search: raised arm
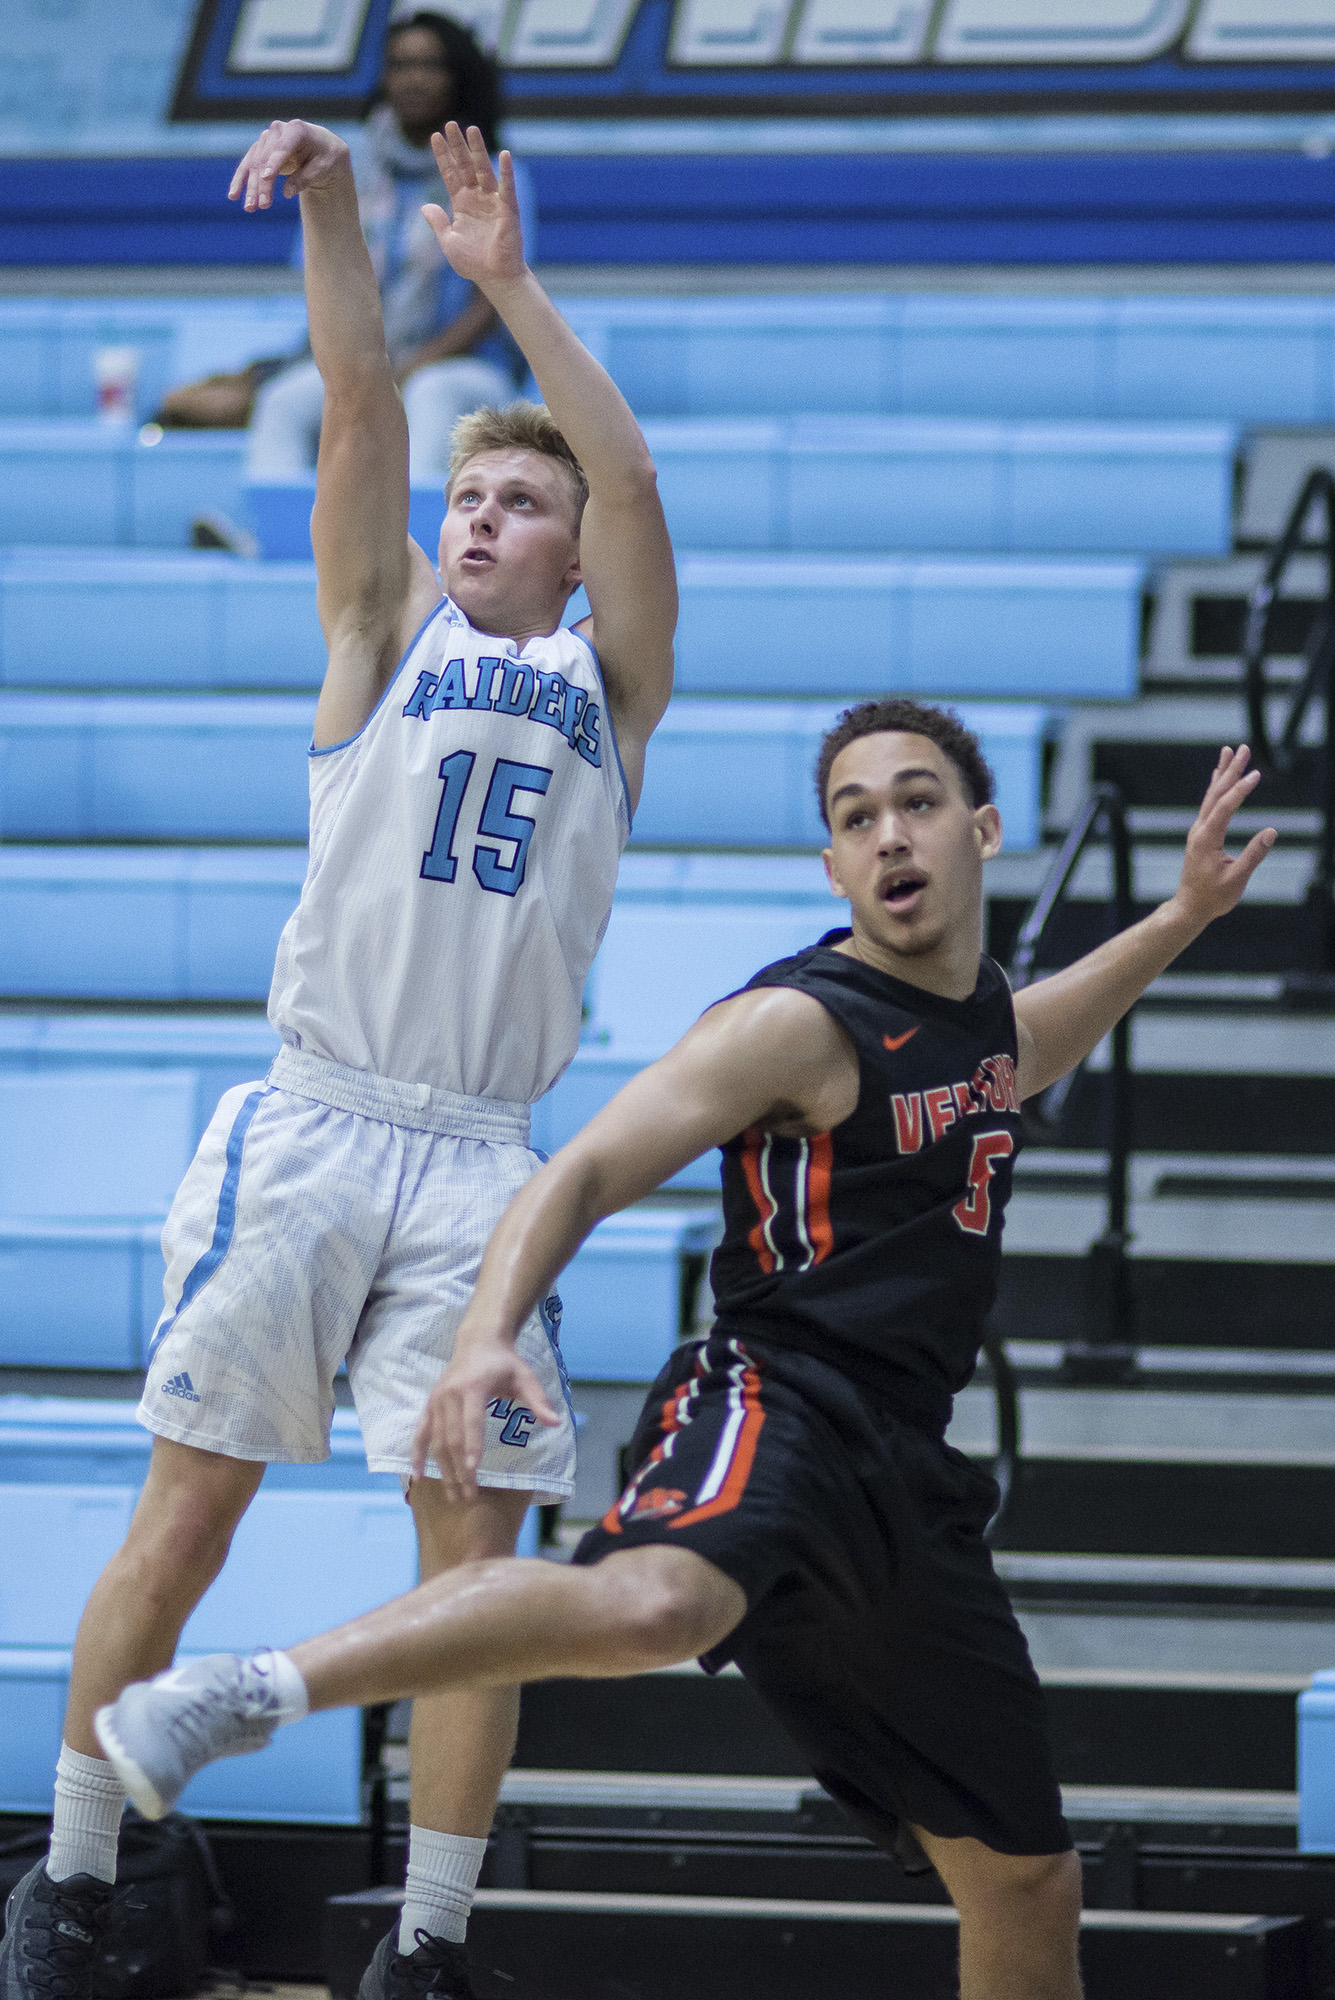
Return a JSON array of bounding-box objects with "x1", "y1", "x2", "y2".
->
[
  {"x1": 423, "y1": 125, "x2": 676, "y2": 803},
  {"x1": 231, "y1": 122, "x2": 440, "y2": 747},
  {"x1": 413, "y1": 986, "x2": 856, "y2": 1496},
  {"x1": 1012, "y1": 746, "x2": 1276, "y2": 1099}
]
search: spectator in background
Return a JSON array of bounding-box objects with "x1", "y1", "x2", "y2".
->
[
  {"x1": 162, "y1": 11, "x2": 533, "y2": 483},
  {"x1": 249, "y1": 10, "x2": 532, "y2": 481}
]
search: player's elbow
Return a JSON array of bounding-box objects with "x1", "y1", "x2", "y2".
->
[{"x1": 593, "y1": 447, "x2": 660, "y2": 511}]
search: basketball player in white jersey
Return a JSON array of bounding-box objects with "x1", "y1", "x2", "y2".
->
[{"x1": 0, "y1": 121, "x2": 674, "y2": 2000}]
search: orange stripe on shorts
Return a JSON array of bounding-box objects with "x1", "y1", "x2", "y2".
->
[
  {"x1": 670, "y1": 1359, "x2": 765, "y2": 1529},
  {"x1": 600, "y1": 1373, "x2": 697, "y2": 1534}
]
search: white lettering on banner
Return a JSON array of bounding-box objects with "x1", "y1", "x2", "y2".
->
[
  {"x1": 671, "y1": 0, "x2": 797, "y2": 65},
  {"x1": 513, "y1": 0, "x2": 1335, "y2": 67},
  {"x1": 932, "y1": 0, "x2": 1192, "y2": 64},
  {"x1": 791, "y1": 0, "x2": 934, "y2": 65},
  {"x1": 1186, "y1": 0, "x2": 1335, "y2": 61},
  {"x1": 504, "y1": 0, "x2": 640, "y2": 66},
  {"x1": 392, "y1": 0, "x2": 506, "y2": 52},
  {"x1": 229, "y1": 0, "x2": 371, "y2": 73}
]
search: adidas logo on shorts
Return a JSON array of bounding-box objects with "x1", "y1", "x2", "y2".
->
[{"x1": 162, "y1": 1371, "x2": 201, "y2": 1404}]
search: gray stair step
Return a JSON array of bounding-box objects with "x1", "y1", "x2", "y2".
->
[
  {"x1": 953, "y1": 1381, "x2": 1335, "y2": 1463},
  {"x1": 1144, "y1": 554, "x2": 1329, "y2": 686},
  {"x1": 512, "y1": 1661, "x2": 1301, "y2": 1792},
  {"x1": 1002, "y1": 1188, "x2": 1335, "y2": 1265},
  {"x1": 325, "y1": 1884, "x2": 1306, "y2": 2000},
  {"x1": 997, "y1": 1552, "x2": 1335, "y2": 1602},
  {"x1": 1236, "y1": 430, "x2": 1335, "y2": 548}
]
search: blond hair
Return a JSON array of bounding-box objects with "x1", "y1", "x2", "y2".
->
[{"x1": 446, "y1": 402, "x2": 588, "y2": 526}]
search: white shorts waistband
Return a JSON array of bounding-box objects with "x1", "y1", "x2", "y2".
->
[{"x1": 268, "y1": 1046, "x2": 531, "y2": 1146}]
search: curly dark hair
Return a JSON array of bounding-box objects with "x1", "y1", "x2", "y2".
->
[
  {"x1": 384, "y1": 11, "x2": 501, "y2": 154},
  {"x1": 815, "y1": 698, "x2": 995, "y2": 830}
]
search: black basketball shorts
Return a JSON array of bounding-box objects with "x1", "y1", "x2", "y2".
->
[{"x1": 572, "y1": 1330, "x2": 1069, "y2": 1861}]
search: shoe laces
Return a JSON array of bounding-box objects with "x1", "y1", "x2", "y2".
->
[
  {"x1": 391, "y1": 1931, "x2": 474, "y2": 2000},
  {"x1": 17, "y1": 1882, "x2": 108, "y2": 1999},
  {"x1": 163, "y1": 1660, "x2": 269, "y2": 1753}
]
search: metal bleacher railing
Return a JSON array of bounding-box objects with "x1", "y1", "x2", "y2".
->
[
  {"x1": 1009, "y1": 781, "x2": 1137, "y2": 1389},
  {"x1": 1243, "y1": 467, "x2": 1335, "y2": 1005}
]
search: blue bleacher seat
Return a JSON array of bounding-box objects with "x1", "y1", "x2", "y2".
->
[
  {"x1": 0, "y1": 308, "x2": 176, "y2": 422},
  {"x1": 0, "y1": 1018, "x2": 683, "y2": 1196},
  {"x1": 672, "y1": 554, "x2": 1142, "y2": 700},
  {"x1": 635, "y1": 699, "x2": 1051, "y2": 851},
  {"x1": 0, "y1": 694, "x2": 1050, "y2": 850},
  {"x1": 560, "y1": 293, "x2": 1335, "y2": 425},
  {"x1": 0, "y1": 1397, "x2": 394, "y2": 1490},
  {"x1": 0, "y1": 1049, "x2": 720, "y2": 1369},
  {"x1": 0, "y1": 848, "x2": 306, "y2": 999},
  {"x1": 783, "y1": 417, "x2": 1233, "y2": 557},
  {"x1": 0, "y1": 546, "x2": 1135, "y2": 700},
  {"x1": 0, "y1": 551, "x2": 326, "y2": 690},
  {"x1": 0, "y1": 423, "x2": 246, "y2": 549},
  {"x1": 4, "y1": 291, "x2": 1335, "y2": 434},
  {"x1": 245, "y1": 416, "x2": 1233, "y2": 563},
  {"x1": 652, "y1": 416, "x2": 1233, "y2": 557},
  {"x1": 582, "y1": 853, "x2": 834, "y2": 1065},
  {"x1": 0, "y1": 1069, "x2": 196, "y2": 1366},
  {"x1": 0, "y1": 1070, "x2": 196, "y2": 1219},
  {"x1": 0, "y1": 1014, "x2": 281, "y2": 1141},
  {"x1": 247, "y1": 481, "x2": 452, "y2": 564},
  {"x1": 553, "y1": 1208, "x2": 721, "y2": 1380},
  {"x1": 0, "y1": 694, "x2": 313, "y2": 839},
  {"x1": 0, "y1": 1645, "x2": 364, "y2": 1822},
  {"x1": 0, "y1": 299, "x2": 308, "y2": 423},
  {"x1": 0, "y1": 1398, "x2": 411, "y2": 1819},
  {"x1": 0, "y1": 1222, "x2": 163, "y2": 1368}
]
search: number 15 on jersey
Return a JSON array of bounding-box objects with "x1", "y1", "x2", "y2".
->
[{"x1": 421, "y1": 753, "x2": 553, "y2": 898}]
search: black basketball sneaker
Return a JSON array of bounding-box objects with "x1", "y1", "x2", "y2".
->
[
  {"x1": 0, "y1": 1862, "x2": 113, "y2": 2000},
  {"x1": 358, "y1": 1923, "x2": 478, "y2": 2000}
]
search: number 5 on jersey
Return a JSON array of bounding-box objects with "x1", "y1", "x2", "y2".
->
[
  {"x1": 953, "y1": 1131, "x2": 1015, "y2": 1236},
  {"x1": 421, "y1": 752, "x2": 553, "y2": 897}
]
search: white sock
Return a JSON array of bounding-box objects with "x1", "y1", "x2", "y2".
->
[
  {"x1": 398, "y1": 1827, "x2": 488, "y2": 1950},
  {"x1": 48, "y1": 1744, "x2": 126, "y2": 1885},
  {"x1": 243, "y1": 1648, "x2": 309, "y2": 1723}
]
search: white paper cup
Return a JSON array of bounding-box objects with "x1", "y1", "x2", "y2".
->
[{"x1": 94, "y1": 345, "x2": 139, "y2": 424}]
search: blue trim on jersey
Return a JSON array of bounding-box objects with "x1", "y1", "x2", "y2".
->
[
  {"x1": 569, "y1": 624, "x2": 634, "y2": 834},
  {"x1": 145, "y1": 1086, "x2": 267, "y2": 1370},
  {"x1": 310, "y1": 598, "x2": 451, "y2": 759}
]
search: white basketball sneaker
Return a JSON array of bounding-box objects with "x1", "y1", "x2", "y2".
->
[{"x1": 94, "y1": 1652, "x2": 287, "y2": 1819}]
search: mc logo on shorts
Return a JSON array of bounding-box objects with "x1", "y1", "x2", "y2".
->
[{"x1": 487, "y1": 1397, "x2": 537, "y2": 1448}]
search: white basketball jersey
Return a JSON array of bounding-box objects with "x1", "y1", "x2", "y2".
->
[{"x1": 269, "y1": 597, "x2": 631, "y2": 1104}]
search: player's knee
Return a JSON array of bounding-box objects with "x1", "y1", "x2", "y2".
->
[
  {"x1": 122, "y1": 1476, "x2": 249, "y2": 1597},
  {"x1": 593, "y1": 1554, "x2": 730, "y2": 1669},
  {"x1": 968, "y1": 1848, "x2": 1082, "y2": 1935}
]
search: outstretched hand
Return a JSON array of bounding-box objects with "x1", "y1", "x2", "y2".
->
[
  {"x1": 422, "y1": 122, "x2": 526, "y2": 288},
  {"x1": 411, "y1": 1337, "x2": 559, "y2": 1504},
  {"x1": 229, "y1": 120, "x2": 350, "y2": 211},
  {"x1": 1169, "y1": 745, "x2": 1276, "y2": 931}
]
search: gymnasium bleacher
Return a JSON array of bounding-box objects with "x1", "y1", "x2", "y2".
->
[{"x1": 4, "y1": 4, "x2": 1335, "y2": 1995}]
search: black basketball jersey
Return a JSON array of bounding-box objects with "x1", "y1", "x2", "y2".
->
[{"x1": 709, "y1": 929, "x2": 1023, "y2": 1429}]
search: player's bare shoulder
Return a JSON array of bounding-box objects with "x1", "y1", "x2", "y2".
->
[{"x1": 695, "y1": 983, "x2": 861, "y2": 1137}]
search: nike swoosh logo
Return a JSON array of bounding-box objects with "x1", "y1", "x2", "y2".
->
[{"x1": 883, "y1": 1029, "x2": 919, "y2": 1051}]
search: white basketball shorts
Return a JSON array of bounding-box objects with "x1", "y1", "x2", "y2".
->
[{"x1": 138, "y1": 1047, "x2": 575, "y2": 1496}]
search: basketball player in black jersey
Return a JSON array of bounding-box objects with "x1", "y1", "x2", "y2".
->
[{"x1": 96, "y1": 701, "x2": 1275, "y2": 2000}]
